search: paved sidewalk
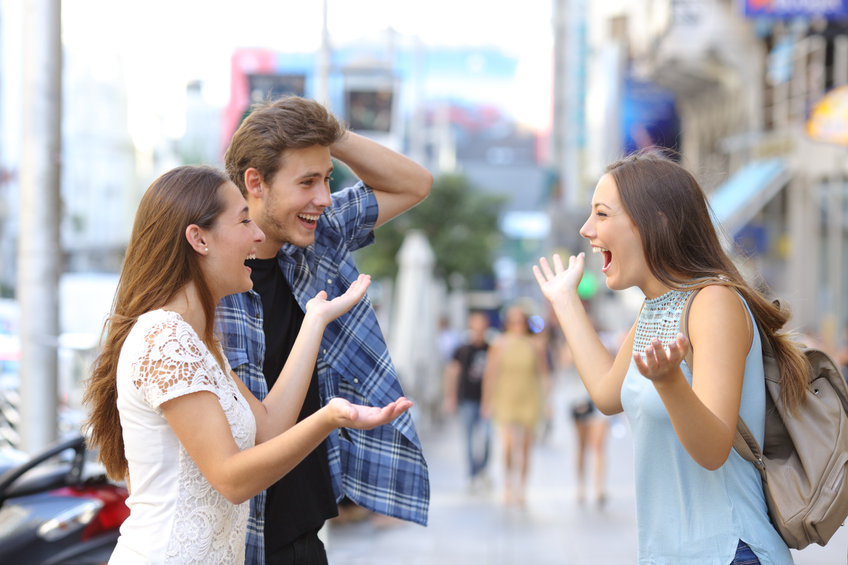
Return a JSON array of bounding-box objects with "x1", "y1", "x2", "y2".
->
[{"x1": 325, "y1": 382, "x2": 848, "y2": 564}]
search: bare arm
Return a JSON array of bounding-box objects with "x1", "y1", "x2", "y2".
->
[
  {"x1": 236, "y1": 274, "x2": 371, "y2": 443},
  {"x1": 480, "y1": 337, "x2": 504, "y2": 419},
  {"x1": 162, "y1": 392, "x2": 412, "y2": 504},
  {"x1": 533, "y1": 253, "x2": 629, "y2": 414},
  {"x1": 330, "y1": 131, "x2": 433, "y2": 227},
  {"x1": 442, "y1": 359, "x2": 460, "y2": 415},
  {"x1": 634, "y1": 285, "x2": 750, "y2": 470}
]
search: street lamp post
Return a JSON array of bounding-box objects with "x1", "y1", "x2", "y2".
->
[{"x1": 19, "y1": 0, "x2": 62, "y2": 454}]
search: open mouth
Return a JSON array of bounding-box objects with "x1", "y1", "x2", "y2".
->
[
  {"x1": 298, "y1": 213, "x2": 321, "y2": 226},
  {"x1": 593, "y1": 246, "x2": 612, "y2": 272}
]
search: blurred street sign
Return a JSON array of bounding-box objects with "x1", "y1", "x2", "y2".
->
[
  {"x1": 744, "y1": 0, "x2": 848, "y2": 19},
  {"x1": 807, "y1": 85, "x2": 848, "y2": 145}
]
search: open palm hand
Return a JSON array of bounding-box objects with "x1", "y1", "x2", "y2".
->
[
  {"x1": 633, "y1": 334, "x2": 689, "y2": 383},
  {"x1": 326, "y1": 396, "x2": 413, "y2": 430},
  {"x1": 304, "y1": 274, "x2": 371, "y2": 325},
  {"x1": 533, "y1": 253, "x2": 585, "y2": 305}
]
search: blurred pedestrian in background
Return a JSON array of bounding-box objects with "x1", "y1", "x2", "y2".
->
[
  {"x1": 534, "y1": 151, "x2": 803, "y2": 564},
  {"x1": 443, "y1": 311, "x2": 492, "y2": 491},
  {"x1": 482, "y1": 304, "x2": 550, "y2": 506},
  {"x1": 82, "y1": 165, "x2": 411, "y2": 565},
  {"x1": 219, "y1": 95, "x2": 432, "y2": 564},
  {"x1": 555, "y1": 308, "x2": 614, "y2": 508}
]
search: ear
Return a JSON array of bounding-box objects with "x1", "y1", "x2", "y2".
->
[
  {"x1": 185, "y1": 224, "x2": 208, "y2": 256},
  {"x1": 244, "y1": 168, "x2": 264, "y2": 199}
]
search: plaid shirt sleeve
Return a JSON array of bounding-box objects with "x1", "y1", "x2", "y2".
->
[
  {"x1": 217, "y1": 291, "x2": 268, "y2": 565},
  {"x1": 280, "y1": 183, "x2": 431, "y2": 527}
]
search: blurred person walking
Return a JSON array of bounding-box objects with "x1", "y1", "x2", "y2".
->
[
  {"x1": 564, "y1": 325, "x2": 617, "y2": 507},
  {"x1": 443, "y1": 311, "x2": 492, "y2": 490},
  {"x1": 533, "y1": 151, "x2": 803, "y2": 564},
  {"x1": 482, "y1": 304, "x2": 550, "y2": 506},
  {"x1": 82, "y1": 166, "x2": 411, "y2": 565},
  {"x1": 219, "y1": 96, "x2": 432, "y2": 564}
]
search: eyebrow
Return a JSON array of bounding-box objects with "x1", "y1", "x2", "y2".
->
[{"x1": 296, "y1": 165, "x2": 334, "y2": 182}]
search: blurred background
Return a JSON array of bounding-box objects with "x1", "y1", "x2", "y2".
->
[{"x1": 0, "y1": 0, "x2": 847, "y2": 562}]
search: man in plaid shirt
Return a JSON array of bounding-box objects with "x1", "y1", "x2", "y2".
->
[{"x1": 218, "y1": 96, "x2": 431, "y2": 565}]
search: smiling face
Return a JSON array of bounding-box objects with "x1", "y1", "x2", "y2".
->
[
  {"x1": 202, "y1": 181, "x2": 265, "y2": 300},
  {"x1": 254, "y1": 145, "x2": 333, "y2": 252},
  {"x1": 579, "y1": 173, "x2": 664, "y2": 296}
]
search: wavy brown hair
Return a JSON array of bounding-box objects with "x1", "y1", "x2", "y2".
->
[
  {"x1": 606, "y1": 151, "x2": 808, "y2": 411},
  {"x1": 83, "y1": 165, "x2": 229, "y2": 479},
  {"x1": 224, "y1": 95, "x2": 346, "y2": 195}
]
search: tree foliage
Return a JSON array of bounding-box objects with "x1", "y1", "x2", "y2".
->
[{"x1": 347, "y1": 172, "x2": 506, "y2": 287}]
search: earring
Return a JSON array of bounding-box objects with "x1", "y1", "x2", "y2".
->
[{"x1": 204, "y1": 247, "x2": 208, "y2": 253}]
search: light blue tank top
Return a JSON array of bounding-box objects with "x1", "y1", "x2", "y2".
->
[{"x1": 622, "y1": 289, "x2": 793, "y2": 564}]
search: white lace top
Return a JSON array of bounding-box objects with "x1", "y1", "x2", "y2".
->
[{"x1": 110, "y1": 309, "x2": 256, "y2": 565}]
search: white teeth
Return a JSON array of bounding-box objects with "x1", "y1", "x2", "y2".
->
[
  {"x1": 247, "y1": 253, "x2": 256, "y2": 260},
  {"x1": 299, "y1": 213, "x2": 320, "y2": 221},
  {"x1": 592, "y1": 246, "x2": 608, "y2": 254}
]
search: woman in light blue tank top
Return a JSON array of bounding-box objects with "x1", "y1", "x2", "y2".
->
[{"x1": 532, "y1": 152, "x2": 809, "y2": 565}]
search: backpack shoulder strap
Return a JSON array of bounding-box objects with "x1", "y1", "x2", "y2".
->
[{"x1": 678, "y1": 288, "x2": 763, "y2": 466}]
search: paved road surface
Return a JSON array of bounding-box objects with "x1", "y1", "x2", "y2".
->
[{"x1": 325, "y1": 380, "x2": 848, "y2": 565}]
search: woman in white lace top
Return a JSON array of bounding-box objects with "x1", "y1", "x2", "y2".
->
[
  {"x1": 83, "y1": 165, "x2": 411, "y2": 564},
  {"x1": 532, "y1": 152, "x2": 806, "y2": 564}
]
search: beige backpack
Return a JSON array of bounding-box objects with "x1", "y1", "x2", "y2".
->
[{"x1": 680, "y1": 290, "x2": 848, "y2": 549}]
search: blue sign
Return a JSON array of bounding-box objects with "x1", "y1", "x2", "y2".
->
[
  {"x1": 622, "y1": 77, "x2": 681, "y2": 155},
  {"x1": 744, "y1": 0, "x2": 848, "y2": 18}
]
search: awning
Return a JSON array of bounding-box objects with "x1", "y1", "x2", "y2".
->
[{"x1": 708, "y1": 157, "x2": 791, "y2": 237}]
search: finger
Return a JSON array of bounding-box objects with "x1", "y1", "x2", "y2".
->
[
  {"x1": 649, "y1": 338, "x2": 669, "y2": 363},
  {"x1": 675, "y1": 332, "x2": 689, "y2": 353},
  {"x1": 553, "y1": 253, "x2": 566, "y2": 274},
  {"x1": 538, "y1": 256, "x2": 555, "y2": 279},
  {"x1": 633, "y1": 351, "x2": 648, "y2": 373},
  {"x1": 532, "y1": 265, "x2": 547, "y2": 287}
]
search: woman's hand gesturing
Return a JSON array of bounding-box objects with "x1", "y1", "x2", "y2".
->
[{"x1": 532, "y1": 253, "x2": 585, "y2": 306}]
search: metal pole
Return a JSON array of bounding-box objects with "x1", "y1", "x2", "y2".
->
[
  {"x1": 19, "y1": 0, "x2": 61, "y2": 453},
  {"x1": 316, "y1": 0, "x2": 330, "y2": 107}
]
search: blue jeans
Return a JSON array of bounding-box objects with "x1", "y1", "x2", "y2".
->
[
  {"x1": 730, "y1": 540, "x2": 761, "y2": 565},
  {"x1": 458, "y1": 400, "x2": 490, "y2": 478}
]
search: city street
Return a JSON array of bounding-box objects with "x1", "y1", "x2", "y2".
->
[{"x1": 325, "y1": 379, "x2": 848, "y2": 565}]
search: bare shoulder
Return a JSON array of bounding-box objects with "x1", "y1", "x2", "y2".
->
[{"x1": 689, "y1": 284, "x2": 750, "y2": 336}]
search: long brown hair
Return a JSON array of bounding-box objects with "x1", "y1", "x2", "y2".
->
[
  {"x1": 83, "y1": 165, "x2": 229, "y2": 479},
  {"x1": 606, "y1": 151, "x2": 808, "y2": 410},
  {"x1": 224, "y1": 95, "x2": 346, "y2": 196}
]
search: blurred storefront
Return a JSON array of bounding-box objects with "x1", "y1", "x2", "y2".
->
[{"x1": 561, "y1": 0, "x2": 848, "y2": 346}]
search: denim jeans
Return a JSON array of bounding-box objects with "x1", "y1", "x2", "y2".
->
[
  {"x1": 457, "y1": 399, "x2": 490, "y2": 478},
  {"x1": 730, "y1": 540, "x2": 761, "y2": 565}
]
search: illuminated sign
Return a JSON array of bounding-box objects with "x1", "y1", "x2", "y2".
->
[{"x1": 744, "y1": 0, "x2": 848, "y2": 18}]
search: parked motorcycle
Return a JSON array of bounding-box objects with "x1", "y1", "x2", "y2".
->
[{"x1": 0, "y1": 435, "x2": 128, "y2": 564}]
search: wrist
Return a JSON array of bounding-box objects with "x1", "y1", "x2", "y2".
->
[{"x1": 651, "y1": 369, "x2": 687, "y2": 394}]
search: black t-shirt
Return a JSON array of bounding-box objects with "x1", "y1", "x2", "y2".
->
[
  {"x1": 247, "y1": 258, "x2": 338, "y2": 552},
  {"x1": 453, "y1": 342, "x2": 489, "y2": 402}
]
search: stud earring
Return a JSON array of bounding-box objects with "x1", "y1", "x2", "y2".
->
[{"x1": 204, "y1": 247, "x2": 208, "y2": 253}]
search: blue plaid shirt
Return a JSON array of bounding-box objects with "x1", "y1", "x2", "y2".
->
[{"x1": 217, "y1": 183, "x2": 430, "y2": 564}]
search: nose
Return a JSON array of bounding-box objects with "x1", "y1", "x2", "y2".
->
[
  {"x1": 579, "y1": 215, "x2": 594, "y2": 240},
  {"x1": 253, "y1": 223, "x2": 265, "y2": 243},
  {"x1": 314, "y1": 184, "x2": 332, "y2": 208}
]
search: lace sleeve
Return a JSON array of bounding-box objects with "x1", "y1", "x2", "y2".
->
[{"x1": 132, "y1": 316, "x2": 219, "y2": 409}]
